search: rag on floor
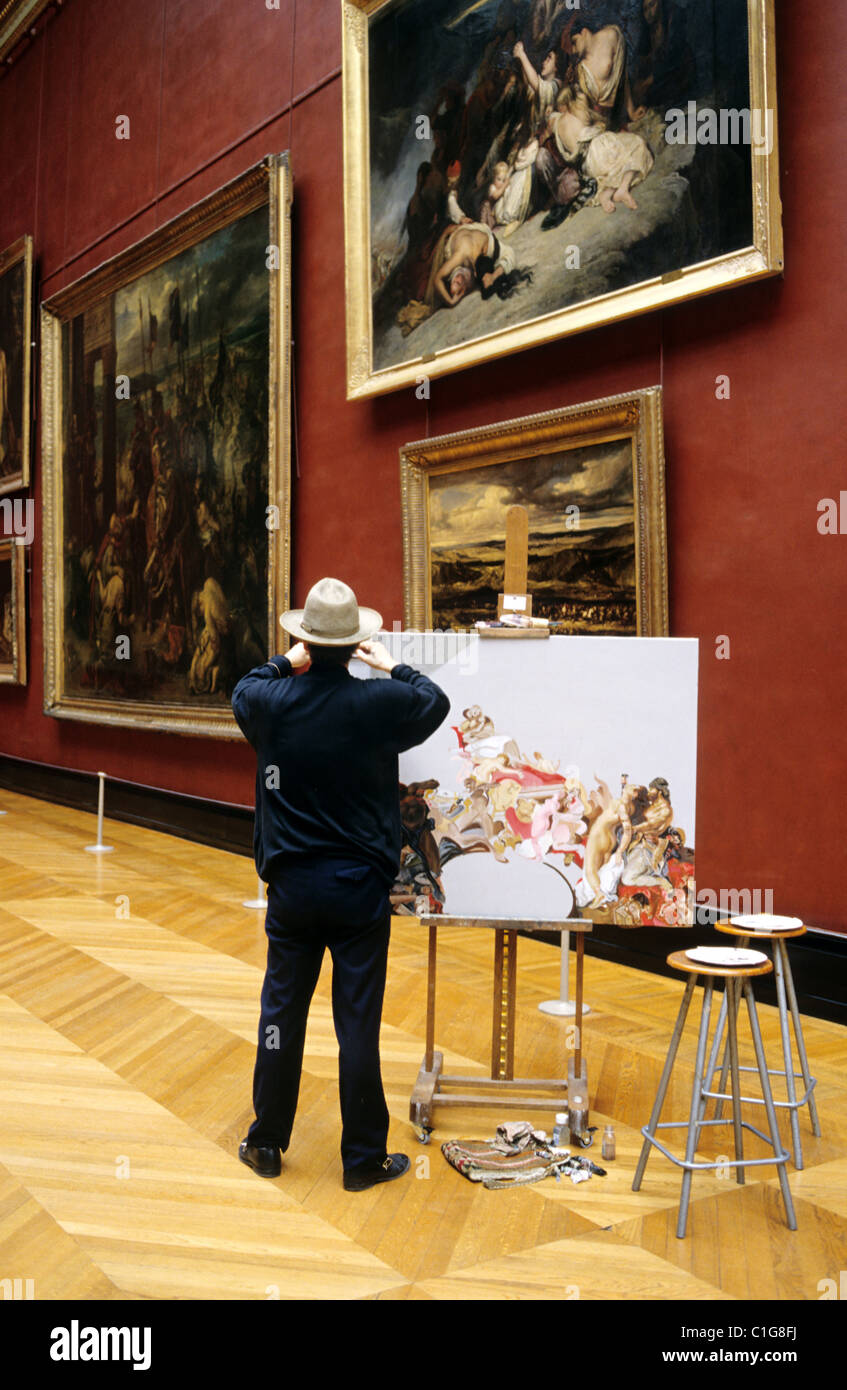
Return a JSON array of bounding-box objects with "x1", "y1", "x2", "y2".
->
[{"x1": 441, "y1": 1121, "x2": 606, "y2": 1190}]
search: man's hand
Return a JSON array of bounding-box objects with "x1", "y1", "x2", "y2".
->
[
  {"x1": 286, "y1": 642, "x2": 311, "y2": 671},
  {"x1": 355, "y1": 640, "x2": 397, "y2": 674}
]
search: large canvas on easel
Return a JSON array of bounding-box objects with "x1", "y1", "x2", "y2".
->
[{"x1": 356, "y1": 633, "x2": 697, "y2": 926}]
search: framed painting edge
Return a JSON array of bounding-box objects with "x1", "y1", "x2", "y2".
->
[
  {"x1": 40, "y1": 154, "x2": 292, "y2": 739},
  {"x1": 343, "y1": 0, "x2": 782, "y2": 400},
  {"x1": 400, "y1": 386, "x2": 668, "y2": 637},
  {"x1": 0, "y1": 3, "x2": 54, "y2": 65},
  {"x1": 0, "y1": 232, "x2": 34, "y2": 496},
  {"x1": 0, "y1": 535, "x2": 27, "y2": 685}
]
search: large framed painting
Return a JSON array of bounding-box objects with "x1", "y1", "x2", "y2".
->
[
  {"x1": 0, "y1": 538, "x2": 27, "y2": 685},
  {"x1": 0, "y1": 234, "x2": 34, "y2": 496},
  {"x1": 343, "y1": 0, "x2": 781, "y2": 399},
  {"x1": 41, "y1": 156, "x2": 292, "y2": 738},
  {"x1": 402, "y1": 387, "x2": 667, "y2": 634}
]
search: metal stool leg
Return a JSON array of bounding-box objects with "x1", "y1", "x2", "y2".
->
[
  {"x1": 714, "y1": 974, "x2": 743, "y2": 1122},
  {"x1": 711, "y1": 989, "x2": 729, "y2": 1120},
  {"x1": 677, "y1": 980, "x2": 714, "y2": 1239},
  {"x1": 700, "y1": 984, "x2": 734, "y2": 1123},
  {"x1": 772, "y1": 937, "x2": 803, "y2": 1168},
  {"x1": 743, "y1": 980, "x2": 797, "y2": 1231},
  {"x1": 714, "y1": 935, "x2": 752, "y2": 1121},
  {"x1": 633, "y1": 976, "x2": 696, "y2": 1192},
  {"x1": 780, "y1": 938, "x2": 821, "y2": 1139},
  {"x1": 695, "y1": 980, "x2": 727, "y2": 1150},
  {"x1": 725, "y1": 974, "x2": 745, "y2": 1184}
]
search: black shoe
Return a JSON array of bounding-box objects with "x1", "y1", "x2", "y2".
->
[
  {"x1": 238, "y1": 1140, "x2": 281, "y2": 1178},
  {"x1": 343, "y1": 1152, "x2": 410, "y2": 1192}
]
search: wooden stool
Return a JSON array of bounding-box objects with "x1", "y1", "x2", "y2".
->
[
  {"x1": 710, "y1": 919, "x2": 820, "y2": 1169},
  {"x1": 632, "y1": 951, "x2": 797, "y2": 1239}
]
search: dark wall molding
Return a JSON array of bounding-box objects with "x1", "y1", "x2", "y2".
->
[
  {"x1": 536, "y1": 921, "x2": 847, "y2": 1027},
  {"x1": 1, "y1": 752, "x2": 844, "y2": 1024},
  {"x1": 0, "y1": 752, "x2": 254, "y2": 856}
]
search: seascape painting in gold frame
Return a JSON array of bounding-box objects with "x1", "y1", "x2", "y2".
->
[
  {"x1": 41, "y1": 155, "x2": 292, "y2": 738},
  {"x1": 343, "y1": 0, "x2": 781, "y2": 399},
  {"x1": 401, "y1": 388, "x2": 667, "y2": 636}
]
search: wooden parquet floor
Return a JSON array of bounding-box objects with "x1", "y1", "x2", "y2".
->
[{"x1": 1, "y1": 788, "x2": 845, "y2": 1303}]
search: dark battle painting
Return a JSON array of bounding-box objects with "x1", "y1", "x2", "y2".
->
[
  {"x1": 0, "y1": 538, "x2": 26, "y2": 684},
  {"x1": 0, "y1": 239, "x2": 31, "y2": 495},
  {"x1": 0, "y1": 547, "x2": 15, "y2": 667},
  {"x1": 58, "y1": 207, "x2": 271, "y2": 715}
]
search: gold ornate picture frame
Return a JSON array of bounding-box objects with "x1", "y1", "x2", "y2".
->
[
  {"x1": 0, "y1": 233, "x2": 34, "y2": 496},
  {"x1": 343, "y1": 0, "x2": 781, "y2": 399},
  {"x1": 41, "y1": 155, "x2": 292, "y2": 738},
  {"x1": 0, "y1": 537, "x2": 27, "y2": 685},
  {"x1": 401, "y1": 387, "x2": 668, "y2": 636}
]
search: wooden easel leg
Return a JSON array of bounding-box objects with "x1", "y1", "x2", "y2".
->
[
  {"x1": 491, "y1": 929, "x2": 518, "y2": 1081},
  {"x1": 410, "y1": 922, "x2": 441, "y2": 1139},
  {"x1": 567, "y1": 931, "x2": 589, "y2": 1133},
  {"x1": 492, "y1": 929, "x2": 505, "y2": 1078},
  {"x1": 505, "y1": 930, "x2": 517, "y2": 1080},
  {"x1": 410, "y1": 1050, "x2": 442, "y2": 1140},
  {"x1": 575, "y1": 929, "x2": 584, "y2": 1077},
  {"x1": 424, "y1": 922, "x2": 437, "y2": 1073}
]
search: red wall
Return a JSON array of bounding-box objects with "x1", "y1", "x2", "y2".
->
[{"x1": 1, "y1": 0, "x2": 845, "y2": 931}]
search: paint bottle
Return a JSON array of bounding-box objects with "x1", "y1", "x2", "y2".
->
[
  {"x1": 601, "y1": 1125, "x2": 616, "y2": 1161},
  {"x1": 551, "y1": 1112, "x2": 568, "y2": 1148},
  {"x1": 568, "y1": 1090, "x2": 589, "y2": 1142}
]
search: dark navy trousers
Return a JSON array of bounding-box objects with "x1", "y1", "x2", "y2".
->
[{"x1": 247, "y1": 856, "x2": 392, "y2": 1172}]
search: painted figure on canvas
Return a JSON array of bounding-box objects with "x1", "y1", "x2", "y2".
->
[
  {"x1": 390, "y1": 707, "x2": 694, "y2": 927},
  {"x1": 368, "y1": 0, "x2": 751, "y2": 371},
  {"x1": 59, "y1": 208, "x2": 270, "y2": 708}
]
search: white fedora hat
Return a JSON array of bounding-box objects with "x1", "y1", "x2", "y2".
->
[{"x1": 279, "y1": 577, "x2": 382, "y2": 646}]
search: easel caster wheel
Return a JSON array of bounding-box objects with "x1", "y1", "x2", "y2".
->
[
  {"x1": 413, "y1": 1125, "x2": 432, "y2": 1145},
  {"x1": 575, "y1": 1130, "x2": 595, "y2": 1149}
]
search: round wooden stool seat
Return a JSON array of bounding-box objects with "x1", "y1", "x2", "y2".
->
[
  {"x1": 719, "y1": 919, "x2": 807, "y2": 941},
  {"x1": 666, "y1": 949, "x2": 772, "y2": 979}
]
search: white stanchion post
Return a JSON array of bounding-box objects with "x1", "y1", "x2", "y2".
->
[
  {"x1": 243, "y1": 874, "x2": 267, "y2": 910},
  {"x1": 538, "y1": 930, "x2": 591, "y2": 1017},
  {"x1": 84, "y1": 771, "x2": 114, "y2": 854}
]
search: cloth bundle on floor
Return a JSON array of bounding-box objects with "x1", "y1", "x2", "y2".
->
[{"x1": 441, "y1": 1121, "x2": 606, "y2": 1190}]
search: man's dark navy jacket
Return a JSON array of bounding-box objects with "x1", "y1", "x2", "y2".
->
[{"x1": 232, "y1": 655, "x2": 450, "y2": 886}]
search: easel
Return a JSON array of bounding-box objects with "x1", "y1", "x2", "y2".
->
[
  {"x1": 409, "y1": 506, "x2": 593, "y2": 1141},
  {"x1": 410, "y1": 916, "x2": 592, "y2": 1141}
]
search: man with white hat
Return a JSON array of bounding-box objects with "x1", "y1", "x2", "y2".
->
[{"x1": 232, "y1": 578, "x2": 449, "y2": 1191}]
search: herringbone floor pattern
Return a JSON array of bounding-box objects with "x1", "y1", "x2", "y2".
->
[{"x1": 0, "y1": 789, "x2": 844, "y2": 1301}]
